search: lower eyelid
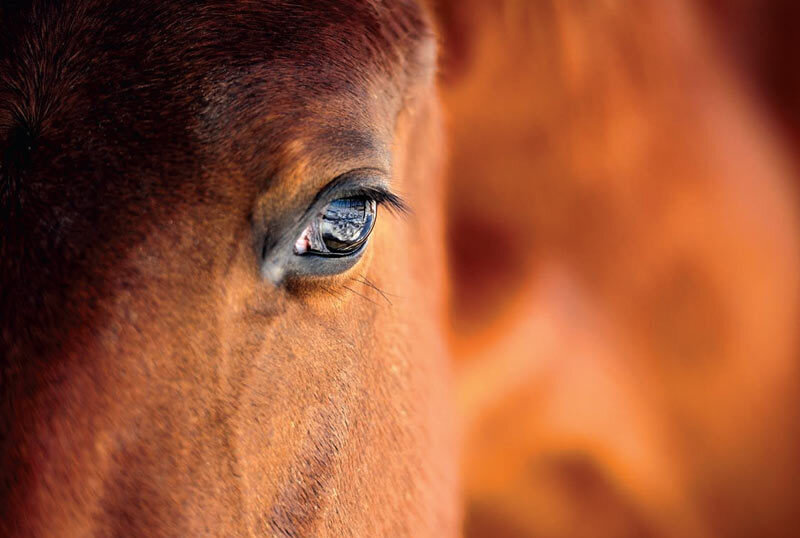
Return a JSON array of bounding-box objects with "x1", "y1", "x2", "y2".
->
[{"x1": 283, "y1": 238, "x2": 370, "y2": 279}]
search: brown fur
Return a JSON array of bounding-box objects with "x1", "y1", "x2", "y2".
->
[
  {"x1": 435, "y1": 1, "x2": 800, "y2": 536},
  {"x1": 1, "y1": 1, "x2": 457, "y2": 536},
  {"x1": 8, "y1": 1, "x2": 800, "y2": 536}
]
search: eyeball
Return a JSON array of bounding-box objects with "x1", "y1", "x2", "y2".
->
[{"x1": 294, "y1": 196, "x2": 377, "y2": 257}]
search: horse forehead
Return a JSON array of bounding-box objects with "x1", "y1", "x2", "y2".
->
[
  {"x1": 2, "y1": 0, "x2": 433, "y2": 190},
  {"x1": 6, "y1": 0, "x2": 431, "y2": 91},
  {"x1": 1, "y1": 0, "x2": 434, "y2": 228}
]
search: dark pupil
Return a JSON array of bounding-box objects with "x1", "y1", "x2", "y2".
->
[{"x1": 320, "y1": 197, "x2": 376, "y2": 253}]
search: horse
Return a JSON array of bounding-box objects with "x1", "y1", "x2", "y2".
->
[
  {"x1": 435, "y1": 1, "x2": 800, "y2": 536},
  {"x1": 0, "y1": 1, "x2": 458, "y2": 535}
]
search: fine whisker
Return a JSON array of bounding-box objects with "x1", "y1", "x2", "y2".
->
[
  {"x1": 342, "y1": 284, "x2": 380, "y2": 306},
  {"x1": 351, "y1": 276, "x2": 394, "y2": 305},
  {"x1": 358, "y1": 273, "x2": 401, "y2": 297},
  {"x1": 320, "y1": 285, "x2": 343, "y2": 302}
]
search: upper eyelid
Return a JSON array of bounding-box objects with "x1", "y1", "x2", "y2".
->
[{"x1": 302, "y1": 169, "x2": 407, "y2": 219}]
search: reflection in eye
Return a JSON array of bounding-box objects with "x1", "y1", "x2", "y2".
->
[{"x1": 294, "y1": 196, "x2": 377, "y2": 256}]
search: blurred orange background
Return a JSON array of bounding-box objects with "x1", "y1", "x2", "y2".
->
[{"x1": 432, "y1": 1, "x2": 800, "y2": 536}]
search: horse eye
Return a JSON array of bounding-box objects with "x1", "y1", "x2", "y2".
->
[{"x1": 294, "y1": 196, "x2": 377, "y2": 257}]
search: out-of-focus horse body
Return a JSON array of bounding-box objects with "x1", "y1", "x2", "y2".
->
[{"x1": 437, "y1": 1, "x2": 800, "y2": 537}]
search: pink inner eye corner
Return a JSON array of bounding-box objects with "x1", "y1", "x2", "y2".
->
[{"x1": 294, "y1": 227, "x2": 312, "y2": 255}]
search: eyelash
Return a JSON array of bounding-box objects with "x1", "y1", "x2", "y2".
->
[{"x1": 355, "y1": 187, "x2": 409, "y2": 216}]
